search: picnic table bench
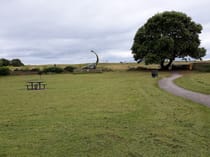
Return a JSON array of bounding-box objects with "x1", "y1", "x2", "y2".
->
[{"x1": 26, "y1": 80, "x2": 47, "y2": 90}]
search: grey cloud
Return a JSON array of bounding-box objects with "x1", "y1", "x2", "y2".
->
[{"x1": 0, "y1": 0, "x2": 210, "y2": 64}]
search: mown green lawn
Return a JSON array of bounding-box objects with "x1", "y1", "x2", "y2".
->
[
  {"x1": 175, "y1": 72, "x2": 210, "y2": 94},
  {"x1": 0, "y1": 72, "x2": 209, "y2": 157}
]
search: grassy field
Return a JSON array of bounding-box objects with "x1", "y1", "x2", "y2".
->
[
  {"x1": 175, "y1": 72, "x2": 210, "y2": 94},
  {"x1": 0, "y1": 72, "x2": 210, "y2": 157}
]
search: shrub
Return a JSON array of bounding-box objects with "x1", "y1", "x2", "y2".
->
[
  {"x1": 43, "y1": 67, "x2": 64, "y2": 74},
  {"x1": 14, "y1": 67, "x2": 30, "y2": 72},
  {"x1": 14, "y1": 68, "x2": 20, "y2": 71},
  {"x1": 192, "y1": 63, "x2": 210, "y2": 72},
  {"x1": 0, "y1": 67, "x2": 10, "y2": 75},
  {"x1": 64, "y1": 66, "x2": 76, "y2": 72},
  {"x1": 30, "y1": 68, "x2": 40, "y2": 72},
  {"x1": 171, "y1": 64, "x2": 191, "y2": 70}
]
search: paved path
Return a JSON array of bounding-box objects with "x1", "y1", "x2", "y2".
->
[{"x1": 158, "y1": 73, "x2": 210, "y2": 108}]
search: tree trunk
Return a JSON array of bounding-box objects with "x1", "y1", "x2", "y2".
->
[
  {"x1": 160, "y1": 60, "x2": 165, "y2": 69},
  {"x1": 160, "y1": 59, "x2": 174, "y2": 70}
]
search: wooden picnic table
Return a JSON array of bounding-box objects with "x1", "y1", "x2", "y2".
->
[{"x1": 26, "y1": 80, "x2": 47, "y2": 90}]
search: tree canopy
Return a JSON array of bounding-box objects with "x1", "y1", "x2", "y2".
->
[
  {"x1": 0, "y1": 58, "x2": 10, "y2": 66},
  {"x1": 0, "y1": 58, "x2": 24, "y2": 67},
  {"x1": 10, "y1": 59, "x2": 24, "y2": 66},
  {"x1": 131, "y1": 11, "x2": 206, "y2": 69}
]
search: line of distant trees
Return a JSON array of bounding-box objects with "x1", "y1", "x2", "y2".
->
[{"x1": 0, "y1": 58, "x2": 24, "y2": 67}]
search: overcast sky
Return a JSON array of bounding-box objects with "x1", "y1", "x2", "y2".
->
[{"x1": 0, "y1": 0, "x2": 210, "y2": 64}]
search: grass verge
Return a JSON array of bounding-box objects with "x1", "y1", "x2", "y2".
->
[{"x1": 175, "y1": 72, "x2": 210, "y2": 94}]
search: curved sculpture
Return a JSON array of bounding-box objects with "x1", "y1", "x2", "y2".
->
[
  {"x1": 82, "y1": 50, "x2": 99, "y2": 69},
  {"x1": 91, "y1": 50, "x2": 99, "y2": 67}
]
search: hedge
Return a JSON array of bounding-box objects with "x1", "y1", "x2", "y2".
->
[{"x1": 0, "y1": 67, "x2": 10, "y2": 75}]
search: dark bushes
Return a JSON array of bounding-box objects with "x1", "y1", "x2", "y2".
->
[
  {"x1": 0, "y1": 67, "x2": 10, "y2": 75},
  {"x1": 30, "y1": 68, "x2": 40, "y2": 72},
  {"x1": 43, "y1": 67, "x2": 64, "y2": 74},
  {"x1": 171, "y1": 64, "x2": 191, "y2": 70},
  {"x1": 192, "y1": 63, "x2": 210, "y2": 72},
  {"x1": 64, "y1": 66, "x2": 76, "y2": 72}
]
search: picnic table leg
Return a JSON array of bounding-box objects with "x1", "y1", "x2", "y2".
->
[
  {"x1": 38, "y1": 83, "x2": 41, "y2": 90},
  {"x1": 31, "y1": 83, "x2": 34, "y2": 90},
  {"x1": 34, "y1": 84, "x2": 38, "y2": 90}
]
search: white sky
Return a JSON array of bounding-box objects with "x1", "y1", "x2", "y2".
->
[{"x1": 0, "y1": 0, "x2": 210, "y2": 64}]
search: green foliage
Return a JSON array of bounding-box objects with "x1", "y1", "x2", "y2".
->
[
  {"x1": 10, "y1": 59, "x2": 24, "y2": 66},
  {"x1": 14, "y1": 67, "x2": 30, "y2": 72},
  {"x1": 30, "y1": 68, "x2": 40, "y2": 72},
  {"x1": 131, "y1": 11, "x2": 206, "y2": 70},
  {"x1": 64, "y1": 65, "x2": 76, "y2": 72},
  {"x1": 0, "y1": 58, "x2": 10, "y2": 66},
  {"x1": 171, "y1": 64, "x2": 191, "y2": 70},
  {"x1": 0, "y1": 67, "x2": 10, "y2": 75},
  {"x1": 0, "y1": 58, "x2": 24, "y2": 67},
  {"x1": 0, "y1": 73, "x2": 209, "y2": 156},
  {"x1": 43, "y1": 66, "x2": 64, "y2": 73}
]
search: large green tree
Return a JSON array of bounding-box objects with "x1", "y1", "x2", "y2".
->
[{"x1": 131, "y1": 11, "x2": 206, "y2": 70}]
